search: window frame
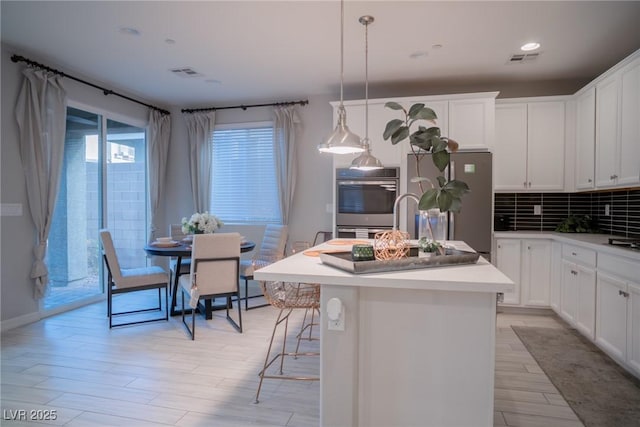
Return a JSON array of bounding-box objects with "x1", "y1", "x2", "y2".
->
[{"x1": 210, "y1": 120, "x2": 282, "y2": 225}]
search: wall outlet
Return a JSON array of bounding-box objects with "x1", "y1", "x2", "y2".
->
[
  {"x1": 534, "y1": 205, "x2": 542, "y2": 215},
  {"x1": 605, "y1": 204, "x2": 610, "y2": 216}
]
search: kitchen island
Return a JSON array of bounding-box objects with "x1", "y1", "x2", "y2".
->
[{"x1": 254, "y1": 240, "x2": 514, "y2": 427}]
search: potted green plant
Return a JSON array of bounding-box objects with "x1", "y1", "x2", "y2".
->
[{"x1": 383, "y1": 102, "x2": 470, "y2": 244}]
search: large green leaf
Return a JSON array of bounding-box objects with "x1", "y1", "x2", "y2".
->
[
  {"x1": 437, "y1": 190, "x2": 453, "y2": 212},
  {"x1": 413, "y1": 107, "x2": 438, "y2": 121},
  {"x1": 383, "y1": 119, "x2": 405, "y2": 140},
  {"x1": 391, "y1": 126, "x2": 410, "y2": 145},
  {"x1": 418, "y1": 188, "x2": 439, "y2": 211},
  {"x1": 385, "y1": 101, "x2": 405, "y2": 111},
  {"x1": 407, "y1": 104, "x2": 437, "y2": 121},
  {"x1": 425, "y1": 126, "x2": 441, "y2": 138},
  {"x1": 432, "y1": 138, "x2": 448, "y2": 153},
  {"x1": 408, "y1": 103, "x2": 425, "y2": 118},
  {"x1": 443, "y1": 179, "x2": 470, "y2": 197},
  {"x1": 432, "y1": 150, "x2": 450, "y2": 172},
  {"x1": 448, "y1": 197, "x2": 463, "y2": 213}
]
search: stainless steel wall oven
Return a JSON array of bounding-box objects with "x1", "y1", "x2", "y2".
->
[{"x1": 335, "y1": 167, "x2": 399, "y2": 235}]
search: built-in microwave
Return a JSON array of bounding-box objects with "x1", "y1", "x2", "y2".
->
[{"x1": 335, "y1": 167, "x2": 399, "y2": 229}]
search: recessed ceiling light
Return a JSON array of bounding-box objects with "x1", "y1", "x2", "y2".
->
[
  {"x1": 520, "y1": 42, "x2": 540, "y2": 52},
  {"x1": 118, "y1": 27, "x2": 140, "y2": 36}
]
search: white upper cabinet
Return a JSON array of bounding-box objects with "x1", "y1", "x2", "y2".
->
[
  {"x1": 448, "y1": 97, "x2": 495, "y2": 151},
  {"x1": 527, "y1": 101, "x2": 566, "y2": 191},
  {"x1": 575, "y1": 87, "x2": 596, "y2": 190},
  {"x1": 495, "y1": 99, "x2": 566, "y2": 191},
  {"x1": 618, "y1": 56, "x2": 640, "y2": 187},
  {"x1": 331, "y1": 92, "x2": 497, "y2": 171},
  {"x1": 494, "y1": 104, "x2": 528, "y2": 191},
  {"x1": 595, "y1": 53, "x2": 640, "y2": 189},
  {"x1": 595, "y1": 74, "x2": 621, "y2": 187}
]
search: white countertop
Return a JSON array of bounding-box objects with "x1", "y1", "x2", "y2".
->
[
  {"x1": 494, "y1": 231, "x2": 640, "y2": 261},
  {"x1": 254, "y1": 240, "x2": 514, "y2": 293}
]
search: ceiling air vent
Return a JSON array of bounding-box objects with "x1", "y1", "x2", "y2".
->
[
  {"x1": 169, "y1": 67, "x2": 202, "y2": 78},
  {"x1": 508, "y1": 52, "x2": 540, "y2": 63}
]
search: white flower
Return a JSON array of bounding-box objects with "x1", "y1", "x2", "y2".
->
[{"x1": 181, "y1": 212, "x2": 224, "y2": 234}]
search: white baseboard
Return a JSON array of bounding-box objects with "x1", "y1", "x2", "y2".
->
[{"x1": 0, "y1": 312, "x2": 41, "y2": 332}]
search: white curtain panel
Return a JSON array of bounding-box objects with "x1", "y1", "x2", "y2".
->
[
  {"x1": 183, "y1": 111, "x2": 215, "y2": 213},
  {"x1": 147, "y1": 109, "x2": 171, "y2": 241},
  {"x1": 15, "y1": 69, "x2": 67, "y2": 299},
  {"x1": 273, "y1": 106, "x2": 300, "y2": 225}
]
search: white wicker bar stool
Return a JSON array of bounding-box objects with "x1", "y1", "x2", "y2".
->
[{"x1": 254, "y1": 279, "x2": 320, "y2": 404}]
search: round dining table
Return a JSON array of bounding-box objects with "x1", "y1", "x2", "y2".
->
[{"x1": 144, "y1": 240, "x2": 256, "y2": 317}]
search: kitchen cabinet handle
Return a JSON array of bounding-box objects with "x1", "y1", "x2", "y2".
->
[
  {"x1": 619, "y1": 290, "x2": 629, "y2": 298},
  {"x1": 523, "y1": 182, "x2": 527, "y2": 188},
  {"x1": 528, "y1": 182, "x2": 532, "y2": 187},
  {"x1": 571, "y1": 270, "x2": 578, "y2": 275},
  {"x1": 588, "y1": 178, "x2": 592, "y2": 183},
  {"x1": 610, "y1": 174, "x2": 618, "y2": 180},
  {"x1": 572, "y1": 252, "x2": 577, "y2": 256}
]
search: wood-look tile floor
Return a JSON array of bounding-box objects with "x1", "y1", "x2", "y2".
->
[{"x1": 1, "y1": 292, "x2": 584, "y2": 426}]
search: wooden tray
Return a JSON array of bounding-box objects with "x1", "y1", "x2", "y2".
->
[{"x1": 319, "y1": 249, "x2": 479, "y2": 274}]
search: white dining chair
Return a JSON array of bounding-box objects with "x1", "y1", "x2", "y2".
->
[{"x1": 99, "y1": 229, "x2": 169, "y2": 328}]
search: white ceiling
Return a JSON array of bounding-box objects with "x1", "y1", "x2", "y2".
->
[{"x1": 2, "y1": 1, "x2": 640, "y2": 109}]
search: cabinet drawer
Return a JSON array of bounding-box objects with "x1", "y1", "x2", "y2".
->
[
  {"x1": 562, "y1": 244, "x2": 596, "y2": 267},
  {"x1": 598, "y1": 253, "x2": 638, "y2": 282}
]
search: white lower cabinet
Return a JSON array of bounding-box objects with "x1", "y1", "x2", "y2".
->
[
  {"x1": 628, "y1": 282, "x2": 640, "y2": 375},
  {"x1": 521, "y1": 240, "x2": 551, "y2": 306},
  {"x1": 560, "y1": 260, "x2": 578, "y2": 323},
  {"x1": 596, "y1": 253, "x2": 640, "y2": 377},
  {"x1": 575, "y1": 264, "x2": 597, "y2": 339},
  {"x1": 596, "y1": 271, "x2": 628, "y2": 361},
  {"x1": 549, "y1": 242, "x2": 562, "y2": 311},
  {"x1": 559, "y1": 245, "x2": 597, "y2": 339},
  {"x1": 495, "y1": 238, "x2": 550, "y2": 307},
  {"x1": 496, "y1": 239, "x2": 521, "y2": 305}
]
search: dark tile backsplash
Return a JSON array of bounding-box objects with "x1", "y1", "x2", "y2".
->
[{"x1": 494, "y1": 189, "x2": 640, "y2": 238}]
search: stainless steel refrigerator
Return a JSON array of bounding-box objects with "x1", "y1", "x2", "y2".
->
[{"x1": 406, "y1": 152, "x2": 492, "y2": 258}]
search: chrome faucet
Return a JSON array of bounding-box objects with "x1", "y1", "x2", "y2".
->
[{"x1": 393, "y1": 193, "x2": 420, "y2": 231}]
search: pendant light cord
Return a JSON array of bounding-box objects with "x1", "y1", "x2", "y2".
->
[
  {"x1": 339, "y1": 0, "x2": 345, "y2": 107},
  {"x1": 364, "y1": 18, "x2": 369, "y2": 142}
]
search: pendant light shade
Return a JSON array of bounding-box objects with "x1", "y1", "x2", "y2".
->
[
  {"x1": 318, "y1": 107, "x2": 364, "y2": 154},
  {"x1": 349, "y1": 139, "x2": 383, "y2": 170},
  {"x1": 318, "y1": 0, "x2": 364, "y2": 155},
  {"x1": 350, "y1": 15, "x2": 383, "y2": 170}
]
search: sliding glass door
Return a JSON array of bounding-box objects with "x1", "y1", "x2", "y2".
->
[{"x1": 43, "y1": 106, "x2": 148, "y2": 312}]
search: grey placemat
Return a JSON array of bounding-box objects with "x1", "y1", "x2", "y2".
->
[{"x1": 512, "y1": 325, "x2": 640, "y2": 427}]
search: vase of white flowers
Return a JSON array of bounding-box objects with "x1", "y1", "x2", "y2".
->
[{"x1": 181, "y1": 212, "x2": 223, "y2": 235}]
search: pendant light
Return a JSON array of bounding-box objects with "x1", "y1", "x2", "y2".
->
[
  {"x1": 318, "y1": 0, "x2": 364, "y2": 155},
  {"x1": 350, "y1": 15, "x2": 383, "y2": 170}
]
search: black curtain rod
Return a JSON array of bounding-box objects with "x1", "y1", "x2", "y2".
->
[
  {"x1": 11, "y1": 54, "x2": 170, "y2": 116},
  {"x1": 181, "y1": 99, "x2": 309, "y2": 114}
]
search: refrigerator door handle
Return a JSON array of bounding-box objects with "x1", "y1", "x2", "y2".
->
[{"x1": 448, "y1": 160, "x2": 455, "y2": 240}]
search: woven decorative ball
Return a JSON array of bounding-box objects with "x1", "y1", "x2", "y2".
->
[{"x1": 373, "y1": 230, "x2": 411, "y2": 260}]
